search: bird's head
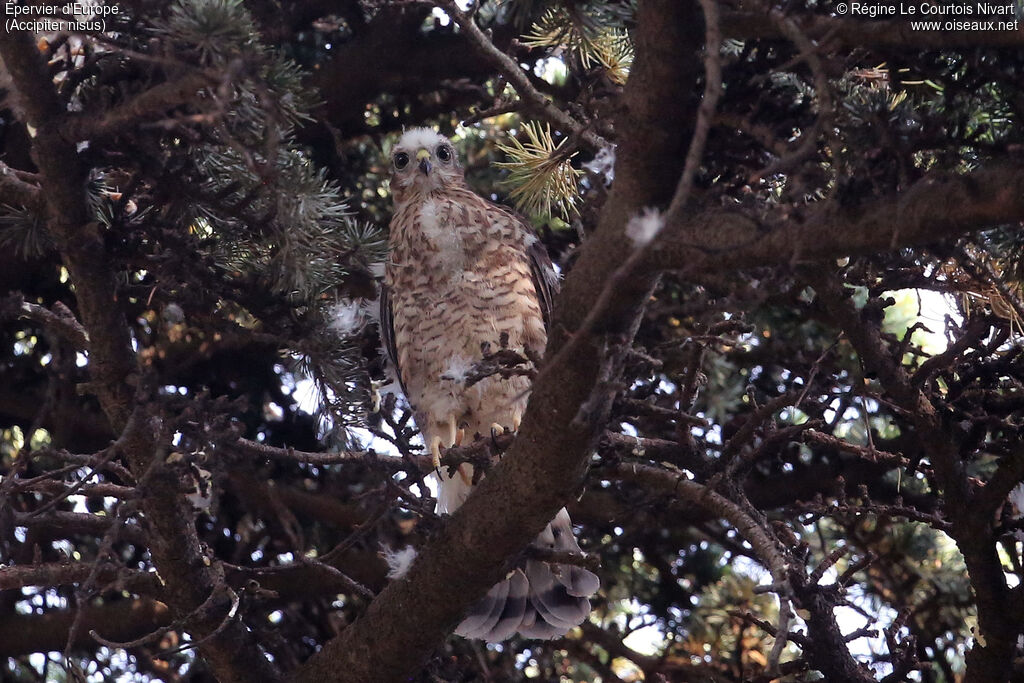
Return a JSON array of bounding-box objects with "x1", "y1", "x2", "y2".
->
[{"x1": 389, "y1": 128, "x2": 463, "y2": 205}]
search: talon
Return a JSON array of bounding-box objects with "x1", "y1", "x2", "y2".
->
[
  {"x1": 490, "y1": 422, "x2": 505, "y2": 436},
  {"x1": 455, "y1": 428, "x2": 465, "y2": 447},
  {"x1": 430, "y1": 436, "x2": 443, "y2": 470}
]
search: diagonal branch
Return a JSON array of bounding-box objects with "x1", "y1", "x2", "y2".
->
[
  {"x1": 651, "y1": 163, "x2": 1024, "y2": 276},
  {"x1": 60, "y1": 69, "x2": 222, "y2": 142},
  {"x1": 0, "y1": 159, "x2": 41, "y2": 209},
  {"x1": 0, "y1": 29, "x2": 135, "y2": 428},
  {"x1": 0, "y1": 598, "x2": 172, "y2": 658},
  {"x1": 607, "y1": 462, "x2": 788, "y2": 579},
  {"x1": 434, "y1": 0, "x2": 607, "y2": 150},
  {"x1": 15, "y1": 297, "x2": 90, "y2": 350}
]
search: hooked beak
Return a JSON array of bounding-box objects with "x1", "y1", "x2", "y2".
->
[{"x1": 416, "y1": 148, "x2": 432, "y2": 175}]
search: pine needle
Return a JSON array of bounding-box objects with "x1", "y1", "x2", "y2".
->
[
  {"x1": 521, "y1": 5, "x2": 634, "y2": 85},
  {"x1": 494, "y1": 121, "x2": 582, "y2": 220}
]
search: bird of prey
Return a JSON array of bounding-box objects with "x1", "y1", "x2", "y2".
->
[{"x1": 380, "y1": 128, "x2": 599, "y2": 641}]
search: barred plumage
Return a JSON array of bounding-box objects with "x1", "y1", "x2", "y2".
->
[{"x1": 380, "y1": 128, "x2": 597, "y2": 641}]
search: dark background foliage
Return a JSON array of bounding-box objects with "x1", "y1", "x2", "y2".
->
[{"x1": 1, "y1": 0, "x2": 1024, "y2": 681}]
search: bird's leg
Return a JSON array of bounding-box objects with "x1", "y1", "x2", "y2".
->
[
  {"x1": 431, "y1": 415, "x2": 460, "y2": 471},
  {"x1": 489, "y1": 422, "x2": 509, "y2": 469},
  {"x1": 445, "y1": 414, "x2": 458, "y2": 447},
  {"x1": 489, "y1": 422, "x2": 505, "y2": 451},
  {"x1": 450, "y1": 420, "x2": 471, "y2": 484},
  {"x1": 370, "y1": 384, "x2": 381, "y2": 413},
  {"x1": 430, "y1": 435, "x2": 444, "y2": 471}
]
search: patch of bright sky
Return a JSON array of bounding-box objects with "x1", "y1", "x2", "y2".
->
[
  {"x1": 430, "y1": 0, "x2": 474, "y2": 26},
  {"x1": 534, "y1": 57, "x2": 568, "y2": 84},
  {"x1": 887, "y1": 288, "x2": 962, "y2": 355},
  {"x1": 622, "y1": 620, "x2": 664, "y2": 657}
]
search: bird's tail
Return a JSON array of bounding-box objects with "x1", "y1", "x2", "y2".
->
[{"x1": 453, "y1": 507, "x2": 600, "y2": 641}]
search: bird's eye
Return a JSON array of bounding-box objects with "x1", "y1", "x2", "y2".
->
[
  {"x1": 436, "y1": 145, "x2": 452, "y2": 163},
  {"x1": 394, "y1": 152, "x2": 410, "y2": 169}
]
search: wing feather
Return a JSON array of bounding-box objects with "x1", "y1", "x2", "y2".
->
[
  {"x1": 378, "y1": 285, "x2": 408, "y2": 397},
  {"x1": 489, "y1": 200, "x2": 560, "y2": 330},
  {"x1": 526, "y1": 234, "x2": 559, "y2": 330}
]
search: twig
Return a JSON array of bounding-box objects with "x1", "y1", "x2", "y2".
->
[
  {"x1": 729, "y1": 610, "x2": 810, "y2": 648},
  {"x1": 16, "y1": 299, "x2": 90, "y2": 350},
  {"x1": 90, "y1": 621, "x2": 176, "y2": 650},
  {"x1": 462, "y1": 100, "x2": 524, "y2": 126},
  {"x1": 0, "y1": 160, "x2": 41, "y2": 208},
  {"x1": 808, "y1": 544, "x2": 850, "y2": 585},
  {"x1": 28, "y1": 444, "x2": 120, "y2": 518},
  {"x1": 768, "y1": 7, "x2": 838, "y2": 165},
  {"x1": 148, "y1": 587, "x2": 239, "y2": 659},
  {"x1": 230, "y1": 437, "x2": 405, "y2": 469},
  {"x1": 64, "y1": 501, "x2": 138, "y2": 662},
  {"x1": 748, "y1": 120, "x2": 822, "y2": 184},
  {"x1": 788, "y1": 493, "x2": 951, "y2": 530},
  {"x1": 616, "y1": 398, "x2": 710, "y2": 427},
  {"x1": 768, "y1": 595, "x2": 794, "y2": 671},
  {"x1": 804, "y1": 429, "x2": 906, "y2": 466},
  {"x1": 457, "y1": 344, "x2": 537, "y2": 388},
  {"x1": 434, "y1": 0, "x2": 607, "y2": 150},
  {"x1": 301, "y1": 559, "x2": 375, "y2": 600}
]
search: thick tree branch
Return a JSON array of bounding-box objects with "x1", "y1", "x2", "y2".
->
[
  {"x1": 0, "y1": 598, "x2": 171, "y2": 657},
  {"x1": 61, "y1": 70, "x2": 221, "y2": 142},
  {"x1": 0, "y1": 562, "x2": 161, "y2": 594},
  {"x1": 650, "y1": 164, "x2": 1024, "y2": 275},
  {"x1": 0, "y1": 30, "x2": 135, "y2": 428}
]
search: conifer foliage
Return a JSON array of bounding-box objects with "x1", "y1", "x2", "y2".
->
[{"x1": 2, "y1": 0, "x2": 1024, "y2": 681}]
